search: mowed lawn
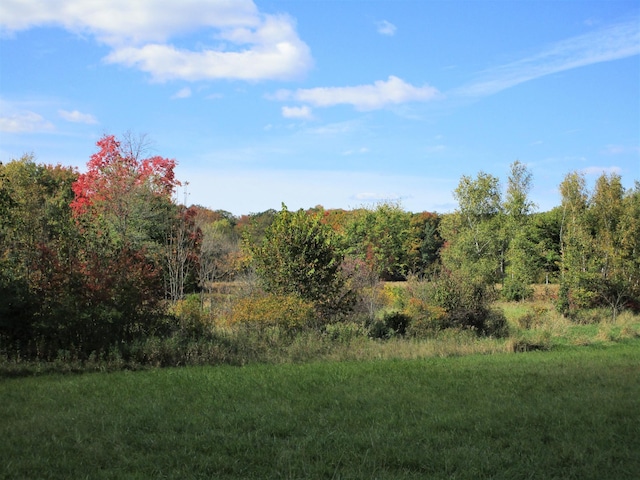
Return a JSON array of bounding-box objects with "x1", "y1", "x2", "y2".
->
[{"x1": 2, "y1": 342, "x2": 639, "y2": 479}]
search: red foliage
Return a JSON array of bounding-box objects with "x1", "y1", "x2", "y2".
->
[{"x1": 71, "y1": 135, "x2": 179, "y2": 217}]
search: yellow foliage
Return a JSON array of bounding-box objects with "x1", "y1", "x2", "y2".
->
[
  {"x1": 406, "y1": 304, "x2": 448, "y2": 338},
  {"x1": 229, "y1": 293, "x2": 316, "y2": 330},
  {"x1": 382, "y1": 283, "x2": 408, "y2": 309}
]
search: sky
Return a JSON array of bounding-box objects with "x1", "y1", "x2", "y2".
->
[{"x1": 1, "y1": 0, "x2": 639, "y2": 215}]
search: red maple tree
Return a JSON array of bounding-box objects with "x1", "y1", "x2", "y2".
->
[{"x1": 71, "y1": 134, "x2": 179, "y2": 218}]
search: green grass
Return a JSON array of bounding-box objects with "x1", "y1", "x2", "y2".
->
[{"x1": 2, "y1": 341, "x2": 639, "y2": 479}]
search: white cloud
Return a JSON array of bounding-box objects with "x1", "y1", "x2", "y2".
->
[
  {"x1": 341, "y1": 147, "x2": 369, "y2": 156},
  {"x1": 58, "y1": 109, "x2": 98, "y2": 124},
  {"x1": 425, "y1": 145, "x2": 446, "y2": 153},
  {"x1": 455, "y1": 18, "x2": 640, "y2": 97},
  {"x1": 0, "y1": 0, "x2": 259, "y2": 44},
  {"x1": 582, "y1": 166, "x2": 622, "y2": 175},
  {"x1": 171, "y1": 87, "x2": 192, "y2": 99},
  {"x1": 305, "y1": 119, "x2": 362, "y2": 136},
  {"x1": 275, "y1": 76, "x2": 440, "y2": 111},
  {"x1": 353, "y1": 192, "x2": 403, "y2": 203},
  {"x1": 376, "y1": 20, "x2": 396, "y2": 36},
  {"x1": 602, "y1": 145, "x2": 626, "y2": 155},
  {"x1": 0, "y1": 110, "x2": 54, "y2": 132},
  {"x1": 601, "y1": 144, "x2": 640, "y2": 155},
  {"x1": 0, "y1": 0, "x2": 312, "y2": 82},
  {"x1": 282, "y1": 105, "x2": 313, "y2": 119}
]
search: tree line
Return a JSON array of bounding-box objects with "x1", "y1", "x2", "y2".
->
[{"x1": 1, "y1": 134, "x2": 638, "y2": 361}]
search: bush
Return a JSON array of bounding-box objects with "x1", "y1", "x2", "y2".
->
[
  {"x1": 323, "y1": 321, "x2": 367, "y2": 343},
  {"x1": 502, "y1": 278, "x2": 533, "y2": 302},
  {"x1": 248, "y1": 204, "x2": 354, "y2": 319},
  {"x1": 405, "y1": 305, "x2": 448, "y2": 338},
  {"x1": 229, "y1": 293, "x2": 316, "y2": 330},
  {"x1": 368, "y1": 310, "x2": 411, "y2": 339},
  {"x1": 426, "y1": 270, "x2": 504, "y2": 335},
  {"x1": 482, "y1": 309, "x2": 510, "y2": 337},
  {"x1": 169, "y1": 294, "x2": 209, "y2": 336}
]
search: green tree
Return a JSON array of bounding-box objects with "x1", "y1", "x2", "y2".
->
[
  {"x1": 504, "y1": 161, "x2": 535, "y2": 220},
  {"x1": 589, "y1": 174, "x2": 638, "y2": 317},
  {"x1": 502, "y1": 161, "x2": 537, "y2": 300},
  {"x1": 248, "y1": 204, "x2": 353, "y2": 319},
  {"x1": 557, "y1": 172, "x2": 640, "y2": 317},
  {"x1": 557, "y1": 171, "x2": 594, "y2": 314},
  {"x1": 406, "y1": 212, "x2": 443, "y2": 276},
  {"x1": 345, "y1": 202, "x2": 412, "y2": 280},
  {"x1": 0, "y1": 157, "x2": 79, "y2": 355},
  {"x1": 440, "y1": 172, "x2": 503, "y2": 285},
  {"x1": 530, "y1": 208, "x2": 562, "y2": 284},
  {"x1": 619, "y1": 182, "x2": 640, "y2": 306}
]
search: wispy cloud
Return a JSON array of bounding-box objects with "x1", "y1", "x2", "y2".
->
[
  {"x1": 58, "y1": 109, "x2": 98, "y2": 124},
  {"x1": 171, "y1": 87, "x2": 192, "y2": 99},
  {"x1": 454, "y1": 18, "x2": 640, "y2": 97},
  {"x1": 0, "y1": 0, "x2": 313, "y2": 82},
  {"x1": 376, "y1": 20, "x2": 396, "y2": 36},
  {"x1": 342, "y1": 147, "x2": 369, "y2": 156},
  {"x1": 305, "y1": 119, "x2": 362, "y2": 136},
  {"x1": 273, "y1": 76, "x2": 440, "y2": 111},
  {"x1": 601, "y1": 144, "x2": 640, "y2": 155},
  {"x1": 353, "y1": 192, "x2": 404, "y2": 203},
  {"x1": 582, "y1": 166, "x2": 622, "y2": 176},
  {"x1": 282, "y1": 105, "x2": 313, "y2": 119}
]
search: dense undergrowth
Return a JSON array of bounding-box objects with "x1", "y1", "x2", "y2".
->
[{"x1": 2, "y1": 283, "x2": 639, "y2": 378}]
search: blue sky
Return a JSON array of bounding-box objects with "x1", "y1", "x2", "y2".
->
[{"x1": 1, "y1": 0, "x2": 639, "y2": 215}]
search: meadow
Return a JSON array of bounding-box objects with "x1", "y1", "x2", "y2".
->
[{"x1": 2, "y1": 340, "x2": 639, "y2": 479}]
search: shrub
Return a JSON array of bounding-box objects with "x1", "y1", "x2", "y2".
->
[
  {"x1": 368, "y1": 310, "x2": 411, "y2": 339},
  {"x1": 169, "y1": 294, "x2": 209, "y2": 336},
  {"x1": 482, "y1": 308, "x2": 510, "y2": 337},
  {"x1": 405, "y1": 305, "x2": 448, "y2": 338},
  {"x1": 502, "y1": 277, "x2": 533, "y2": 302},
  {"x1": 248, "y1": 204, "x2": 354, "y2": 319},
  {"x1": 229, "y1": 293, "x2": 316, "y2": 330},
  {"x1": 323, "y1": 321, "x2": 367, "y2": 343},
  {"x1": 426, "y1": 269, "x2": 503, "y2": 335}
]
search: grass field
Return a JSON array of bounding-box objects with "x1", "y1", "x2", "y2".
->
[{"x1": 2, "y1": 340, "x2": 639, "y2": 479}]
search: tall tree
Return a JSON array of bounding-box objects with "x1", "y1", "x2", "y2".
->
[
  {"x1": 68, "y1": 135, "x2": 182, "y2": 349},
  {"x1": 504, "y1": 161, "x2": 535, "y2": 219},
  {"x1": 557, "y1": 171, "x2": 593, "y2": 314},
  {"x1": 530, "y1": 208, "x2": 562, "y2": 284},
  {"x1": 0, "y1": 157, "x2": 80, "y2": 355},
  {"x1": 502, "y1": 161, "x2": 537, "y2": 300},
  {"x1": 589, "y1": 174, "x2": 638, "y2": 317},
  {"x1": 440, "y1": 172, "x2": 503, "y2": 285},
  {"x1": 165, "y1": 205, "x2": 200, "y2": 302},
  {"x1": 71, "y1": 134, "x2": 179, "y2": 249}
]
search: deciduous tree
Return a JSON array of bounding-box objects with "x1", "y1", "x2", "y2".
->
[
  {"x1": 345, "y1": 202, "x2": 412, "y2": 281},
  {"x1": 440, "y1": 172, "x2": 503, "y2": 285},
  {"x1": 248, "y1": 204, "x2": 353, "y2": 319},
  {"x1": 502, "y1": 161, "x2": 537, "y2": 300}
]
